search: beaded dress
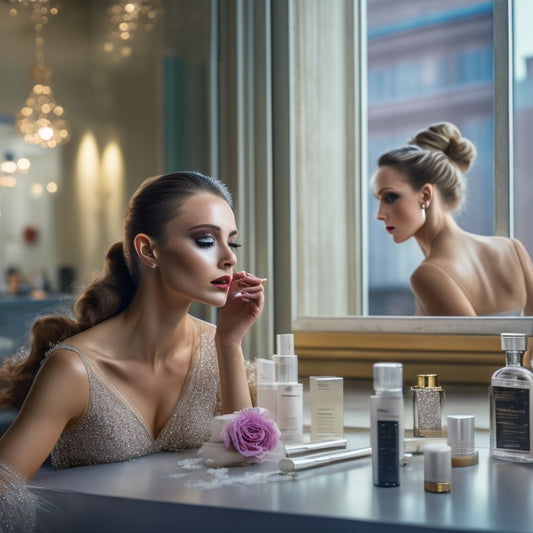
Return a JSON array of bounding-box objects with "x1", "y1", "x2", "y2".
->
[{"x1": 48, "y1": 316, "x2": 222, "y2": 469}]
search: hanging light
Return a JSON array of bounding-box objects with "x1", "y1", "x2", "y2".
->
[
  {"x1": 104, "y1": 0, "x2": 162, "y2": 57},
  {"x1": 13, "y1": 0, "x2": 69, "y2": 148},
  {"x1": 16, "y1": 64, "x2": 70, "y2": 148}
]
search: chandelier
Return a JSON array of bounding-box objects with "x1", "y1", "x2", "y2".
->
[
  {"x1": 104, "y1": 0, "x2": 163, "y2": 57},
  {"x1": 13, "y1": 0, "x2": 69, "y2": 148}
]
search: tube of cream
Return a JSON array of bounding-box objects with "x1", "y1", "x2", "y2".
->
[
  {"x1": 279, "y1": 446, "x2": 372, "y2": 472},
  {"x1": 284, "y1": 438, "x2": 347, "y2": 457}
]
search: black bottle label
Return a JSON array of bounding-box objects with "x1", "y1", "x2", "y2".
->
[
  {"x1": 493, "y1": 386, "x2": 530, "y2": 451},
  {"x1": 377, "y1": 420, "x2": 399, "y2": 486}
]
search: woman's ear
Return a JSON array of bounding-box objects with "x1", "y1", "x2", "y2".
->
[
  {"x1": 420, "y1": 183, "x2": 434, "y2": 209},
  {"x1": 134, "y1": 234, "x2": 158, "y2": 269}
]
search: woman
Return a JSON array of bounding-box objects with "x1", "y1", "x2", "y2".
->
[
  {"x1": 371, "y1": 122, "x2": 533, "y2": 316},
  {"x1": 0, "y1": 172, "x2": 264, "y2": 526}
]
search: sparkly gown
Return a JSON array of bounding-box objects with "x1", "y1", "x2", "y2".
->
[{"x1": 48, "y1": 316, "x2": 222, "y2": 469}]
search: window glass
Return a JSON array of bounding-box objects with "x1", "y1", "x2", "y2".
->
[
  {"x1": 513, "y1": 0, "x2": 533, "y2": 258},
  {"x1": 367, "y1": 0, "x2": 494, "y2": 315}
]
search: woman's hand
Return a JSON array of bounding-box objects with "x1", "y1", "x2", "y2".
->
[{"x1": 216, "y1": 271, "x2": 265, "y2": 348}]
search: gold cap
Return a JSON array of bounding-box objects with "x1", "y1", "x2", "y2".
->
[{"x1": 416, "y1": 374, "x2": 439, "y2": 388}]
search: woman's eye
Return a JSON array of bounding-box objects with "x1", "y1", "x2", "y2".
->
[
  {"x1": 229, "y1": 242, "x2": 242, "y2": 250},
  {"x1": 383, "y1": 193, "x2": 399, "y2": 204},
  {"x1": 195, "y1": 237, "x2": 215, "y2": 248}
]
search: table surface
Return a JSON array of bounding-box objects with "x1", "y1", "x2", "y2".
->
[{"x1": 29, "y1": 431, "x2": 533, "y2": 533}]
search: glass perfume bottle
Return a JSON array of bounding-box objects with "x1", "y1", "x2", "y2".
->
[
  {"x1": 411, "y1": 374, "x2": 446, "y2": 438},
  {"x1": 490, "y1": 332, "x2": 533, "y2": 462}
]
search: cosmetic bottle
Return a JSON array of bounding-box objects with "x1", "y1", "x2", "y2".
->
[
  {"x1": 447, "y1": 415, "x2": 478, "y2": 467},
  {"x1": 411, "y1": 374, "x2": 446, "y2": 438},
  {"x1": 256, "y1": 358, "x2": 277, "y2": 420},
  {"x1": 310, "y1": 376, "x2": 344, "y2": 442},
  {"x1": 424, "y1": 443, "x2": 452, "y2": 493},
  {"x1": 371, "y1": 362, "x2": 404, "y2": 487},
  {"x1": 490, "y1": 332, "x2": 533, "y2": 462},
  {"x1": 273, "y1": 334, "x2": 303, "y2": 444}
]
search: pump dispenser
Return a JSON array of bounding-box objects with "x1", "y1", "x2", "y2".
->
[
  {"x1": 371, "y1": 362, "x2": 404, "y2": 487},
  {"x1": 490, "y1": 332, "x2": 533, "y2": 462},
  {"x1": 273, "y1": 334, "x2": 303, "y2": 444}
]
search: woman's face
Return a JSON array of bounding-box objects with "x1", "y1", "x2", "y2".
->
[
  {"x1": 153, "y1": 192, "x2": 239, "y2": 307},
  {"x1": 370, "y1": 165, "x2": 426, "y2": 244}
]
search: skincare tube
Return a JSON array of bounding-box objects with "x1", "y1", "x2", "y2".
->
[{"x1": 279, "y1": 447, "x2": 371, "y2": 473}]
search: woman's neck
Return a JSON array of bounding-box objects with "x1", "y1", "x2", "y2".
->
[
  {"x1": 114, "y1": 281, "x2": 196, "y2": 366},
  {"x1": 414, "y1": 209, "x2": 461, "y2": 259}
]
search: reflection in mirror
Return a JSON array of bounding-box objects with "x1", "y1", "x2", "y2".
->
[
  {"x1": 0, "y1": 0, "x2": 211, "y2": 353},
  {"x1": 295, "y1": 0, "x2": 533, "y2": 319},
  {"x1": 371, "y1": 121, "x2": 533, "y2": 317}
]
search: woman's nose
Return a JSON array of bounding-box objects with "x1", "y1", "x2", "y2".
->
[
  {"x1": 376, "y1": 203, "x2": 385, "y2": 220},
  {"x1": 220, "y1": 244, "x2": 237, "y2": 268}
]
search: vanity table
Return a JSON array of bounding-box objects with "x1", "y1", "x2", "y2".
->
[{"x1": 29, "y1": 431, "x2": 533, "y2": 533}]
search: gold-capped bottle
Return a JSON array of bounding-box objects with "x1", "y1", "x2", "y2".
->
[{"x1": 411, "y1": 374, "x2": 446, "y2": 438}]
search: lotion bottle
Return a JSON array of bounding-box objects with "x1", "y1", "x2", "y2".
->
[
  {"x1": 256, "y1": 358, "x2": 277, "y2": 421},
  {"x1": 490, "y1": 332, "x2": 533, "y2": 462},
  {"x1": 371, "y1": 362, "x2": 404, "y2": 487},
  {"x1": 274, "y1": 334, "x2": 303, "y2": 444}
]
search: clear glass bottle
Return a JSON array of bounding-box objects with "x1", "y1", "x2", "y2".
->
[
  {"x1": 490, "y1": 333, "x2": 533, "y2": 462},
  {"x1": 411, "y1": 374, "x2": 446, "y2": 437}
]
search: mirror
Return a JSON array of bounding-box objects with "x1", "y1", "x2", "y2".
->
[
  {"x1": 294, "y1": 0, "x2": 533, "y2": 320},
  {"x1": 0, "y1": 0, "x2": 210, "y2": 296}
]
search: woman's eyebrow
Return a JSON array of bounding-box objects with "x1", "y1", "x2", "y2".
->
[{"x1": 187, "y1": 224, "x2": 238, "y2": 237}]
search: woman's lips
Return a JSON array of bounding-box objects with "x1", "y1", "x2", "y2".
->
[
  {"x1": 386, "y1": 226, "x2": 395, "y2": 234},
  {"x1": 211, "y1": 275, "x2": 232, "y2": 290}
]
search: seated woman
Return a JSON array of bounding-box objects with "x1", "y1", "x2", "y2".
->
[
  {"x1": 370, "y1": 122, "x2": 533, "y2": 316},
  {"x1": 0, "y1": 171, "x2": 264, "y2": 529}
]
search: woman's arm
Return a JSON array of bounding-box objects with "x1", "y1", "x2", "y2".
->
[
  {"x1": 0, "y1": 350, "x2": 88, "y2": 480},
  {"x1": 410, "y1": 261, "x2": 476, "y2": 316},
  {"x1": 214, "y1": 271, "x2": 264, "y2": 413}
]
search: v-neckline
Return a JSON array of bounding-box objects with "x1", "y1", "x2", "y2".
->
[{"x1": 61, "y1": 333, "x2": 202, "y2": 442}]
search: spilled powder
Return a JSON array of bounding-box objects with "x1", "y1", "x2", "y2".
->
[{"x1": 166, "y1": 457, "x2": 291, "y2": 490}]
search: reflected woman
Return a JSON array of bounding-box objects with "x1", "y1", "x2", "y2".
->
[{"x1": 371, "y1": 122, "x2": 533, "y2": 316}]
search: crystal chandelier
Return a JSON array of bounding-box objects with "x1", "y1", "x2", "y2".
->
[
  {"x1": 13, "y1": 0, "x2": 69, "y2": 148},
  {"x1": 104, "y1": 0, "x2": 163, "y2": 57}
]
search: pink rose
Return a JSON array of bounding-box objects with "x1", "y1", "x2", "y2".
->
[{"x1": 222, "y1": 408, "x2": 281, "y2": 463}]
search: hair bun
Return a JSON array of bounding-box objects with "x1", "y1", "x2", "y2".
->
[{"x1": 409, "y1": 122, "x2": 477, "y2": 172}]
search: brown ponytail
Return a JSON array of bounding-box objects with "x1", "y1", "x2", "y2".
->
[{"x1": 0, "y1": 242, "x2": 136, "y2": 408}]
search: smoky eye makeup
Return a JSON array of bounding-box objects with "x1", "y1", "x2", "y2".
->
[{"x1": 383, "y1": 192, "x2": 400, "y2": 204}]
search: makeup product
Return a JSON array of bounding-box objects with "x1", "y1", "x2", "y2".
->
[
  {"x1": 424, "y1": 443, "x2": 452, "y2": 493},
  {"x1": 273, "y1": 334, "x2": 303, "y2": 444},
  {"x1": 279, "y1": 446, "x2": 372, "y2": 473},
  {"x1": 310, "y1": 376, "x2": 344, "y2": 442},
  {"x1": 490, "y1": 332, "x2": 533, "y2": 462},
  {"x1": 446, "y1": 415, "x2": 478, "y2": 467},
  {"x1": 256, "y1": 358, "x2": 277, "y2": 420},
  {"x1": 284, "y1": 438, "x2": 347, "y2": 457},
  {"x1": 411, "y1": 374, "x2": 446, "y2": 437},
  {"x1": 371, "y1": 362, "x2": 403, "y2": 487}
]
